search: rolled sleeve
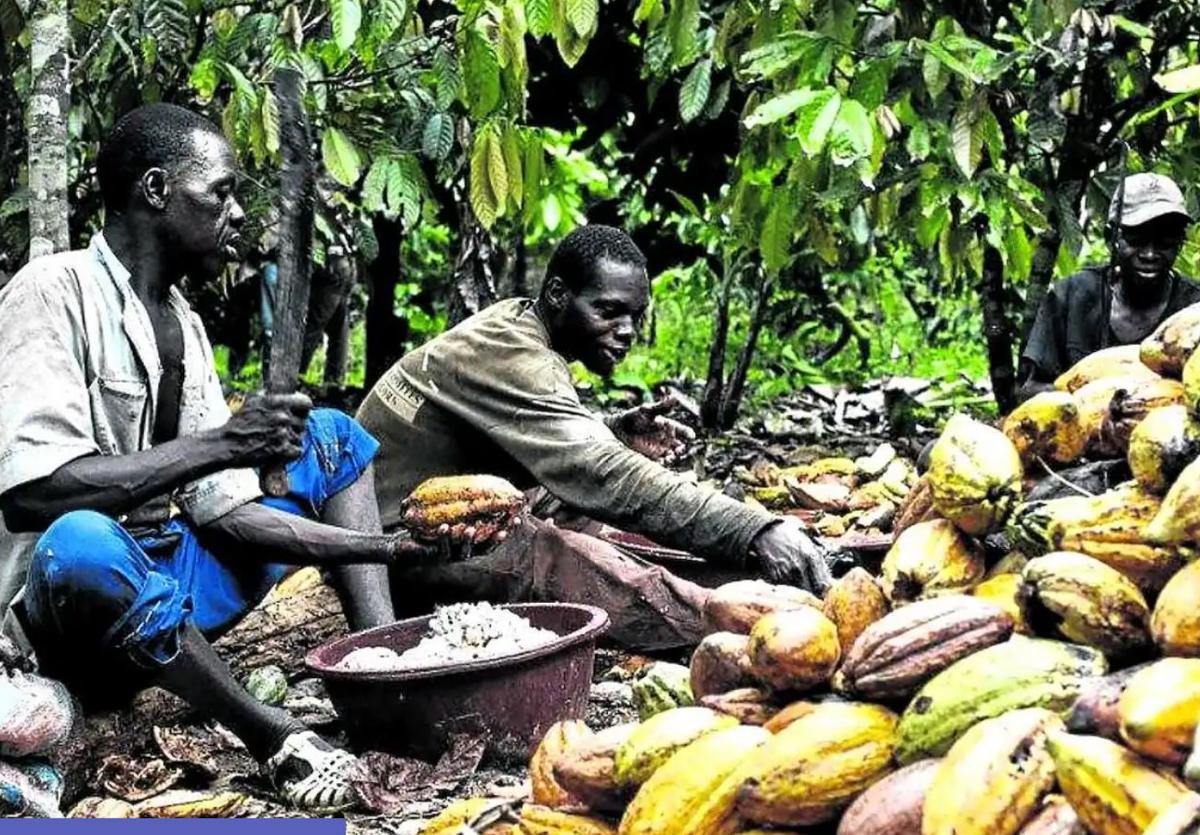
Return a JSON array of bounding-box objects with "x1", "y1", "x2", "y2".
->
[{"x1": 0, "y1": 276, "x2": 101, "y2": 498}]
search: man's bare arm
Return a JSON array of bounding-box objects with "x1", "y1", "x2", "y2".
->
[
  {"x1": 0, "y1": 393, "x2": 309, "y2": 532},
  {"x1": 196, "y1": 502, "x2": 431, "y2": 566}
]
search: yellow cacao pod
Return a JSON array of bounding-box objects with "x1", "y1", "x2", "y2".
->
[
  {"x1": 1003, "y1": 391, "x2": 1088, "y2": 466},
  {"x1": 927, "y1": 414, "x2": 1024, "y2": 535},
  {"x1": 1047, "y1": 730, "x2": 1189, "y2": 835},
  {"x1": 880, "y1": 519, "x2": 986, "y2": 604},
  {"x1": 1145, "y1": 793, "x2": 1200, "y2": 835},
  {"x1": 922, "y1": 708, "x2": 1064, "y2": 835},
  {"x1": 420, "y1": 798, "x2": 519, "y2": 835},
  {"x1": 134, "y1": 790, "x2": 246, "y2": 818},
  {"x1": 972, "y1": 573, "x2": 1032, "y2": 634},
  {"x1": 1019, "y1": 551, "x2": 1150, "y2": 658},
  {"x1": 1186, "y1": 347, "x2": 1200, "y2": 416},
  {"x1": 690, "y1": 632, "x2": 755, "y2": 700},
  {"x1": 519, "y1": 804, "x2": 618, "y2": 835},
  {"x1": 822, "y1": 567, "x2": 888, "y2": 656},
  {"x1": 613, "y1": 707, "x2": 737, "y2": 787},
  {"x1": 1153, "y1": 560, "x2": 1200, "y2": 656},
  {"x1": 531, "y1": 720, "x2": 595, "y2": 810},
  {"x1": 1142, "y1": 303, "x2": 1200, "y2": 378},
  {"x1": 68, "y1": 798, "x2": 137, "y2": 818},
  {"x1": 747, "y1": 607, "x2": 840, "y2": 692},
  {"x1": 1129, "y1": 406, "x2": 1200, "y2": 494},
  {"x1": 1099, "y1": 378, "x2": 1186, "y2": 457},
  {"x1": 552, "y1": 724, "x2": 638, "y2": 815},
  {"x1": 1147, "y1": 455, "x2": 1200, "y2": 547},
  {"x1": 1118, "y1": 658, "x2": 1200, "y2": 765},
  {"x1": 400, "y1": 474, "x2": 525, "y2": 540},
  {"x1": 702, "y1": 580, "x2": 821, "y2": 635},
  {"x1": 735, "y1": 701, "x2": 898, "y2": 828},
  {"x1": 618, "y1": 725, "x2": 771, "y2": 835},
  {"x1": 1076, "y1": 375, "x2": 1149, "y2": 450},
  {"x1": 1055, "y1": 345, "x2": 1158, "y2": 393}
]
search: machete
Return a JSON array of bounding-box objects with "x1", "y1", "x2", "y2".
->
[
  {"x1": 261, "y1": 66, "x2": 314, "y2": 497},
  {"x1": 1099, "y1": 140, "x2": 1130, "y2": 351}
]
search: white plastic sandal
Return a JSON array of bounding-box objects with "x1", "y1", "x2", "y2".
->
[{"x1": 266, "y1": 731, "x2": 358, "y2": 812}]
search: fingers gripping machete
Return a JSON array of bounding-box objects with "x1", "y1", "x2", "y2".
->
[{"x1": 261, "y1": 67, "x2": 314, "y2": 497}]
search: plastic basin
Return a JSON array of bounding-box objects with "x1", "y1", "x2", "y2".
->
[{"x1": 305, "y1": 602, "x2": 610, "y2": 763}]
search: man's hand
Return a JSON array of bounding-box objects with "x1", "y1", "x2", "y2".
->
[
  {"x1": 610, "y1": 394, "x2": 697, "y2": 464},
  {"x1": 750, "y1": 517, "x2": 835, "y2": 595},
  {"x1": 218, "y1": 392, "x2": 312, "y2": 468}
]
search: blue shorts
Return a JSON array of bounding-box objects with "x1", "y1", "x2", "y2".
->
[{"x1": 21, "y1": 408, "x2": 378, "y2": 678}]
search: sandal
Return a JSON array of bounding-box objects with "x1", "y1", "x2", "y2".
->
[{"x1": 265, "y1": 731, "x2": 358, "y2": 812}]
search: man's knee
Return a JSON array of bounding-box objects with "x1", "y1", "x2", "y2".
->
[
  {"x1": 288, "y1": 409, "x2": 379, "y2": 508},
  {"x1": 29, "y1": 510, "x2": 135, "y2": 600}
]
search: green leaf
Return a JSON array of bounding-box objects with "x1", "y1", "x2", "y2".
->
[
  {"x1": 566, "y1": 0, "x2": 597, "y2": 38},
  {"x1": 470, "y1": 132, "x2": 499, "y2": 228},
  {"x1": 464, "y1": 27, "x2": 501, "y2": 118},
  {"x1": 1109, "y1": 14, "x2": 1152, "y2": 38},
  {"x1": 485, "y1": 128, "x2": 509, "y2": 211},
  {"x1": 951, "y1": 100, "x2": 982, "y2": 178},
  {"x1": 744, "y1": 88, "x2": 819, "y2": 129},
  {"x1": 978, "y1": 104, "x2": 1004, "y2": 167},
  {"x1": 503, "y1": 125, "x2": 524, "y2": 209},
  {"x1": 667, "y1": 0, "x2": 700, "y2": 68},
  {"x1": 388, "y1": 156, "x2": 423, "y2": 229},
  {"x1": 633, "y1": 0, "x2": 662, "y2": 26},
  {"x1": 526, "y1": 0, "x2": 553, "y2": 38},
  {"x1": 0, "y1": 190, "x2": 28, "y2": 221},
  {"x1": 329, "y1": 0, "x2": 362, "y2": 50},
  {"x1": 1155, "y1": 65, "x2": 1200, "y2": 94},
  {"x1": 422, "y1": 112, "x2": 455, "y2": 161},
  {"x1": 906, "y1": 120, "x2": 931, "y2": 161},
  {"x1": 433, "y1": 47, "x2": 462, "y2": 110},
  {"x1": 849, "y1": 58, "x2": 893, "y2": 110},
  {"x1": 362, "y1": 157, "x2": 391, "y2": 214},
  {"x1": 261, "y1": 88, "x2": 281, "y2": 155},
  {"x1": 321, "y1": 127, "x2": 363, "y2": 187},
  {"x1": 371, "y1": 0, "x2": 406, "y2": 40},
  {"x1": 678, "y1": 58, "x2": 712, "y2": 122},
  {"x1": 795, "y1": 89, "x2": 841, "y2": 155},
  {"x1": 760, "y1": 191, "x2": 795, "y2": 274},
  {"x1": 523, "y1": 132, "x2": 545, "y2": 220},
  {"x1": 190, "y1": 58, "x2": 220, "y2": 102},
  {"x1": 809, "y1": 216, "x2": 839, "y2": 266},
  {"x1": 551, "y1": 0, "x2": 593, "y2": 66},
  {"x1": 144, "y1": 0, "x2": 190, "y2": 59},
  {"x1": 830, "y1": 99, "x2": 873, "y2": 165},
  {"x1": 703, "y1": 78, "x2": 731, "y2": 121}
]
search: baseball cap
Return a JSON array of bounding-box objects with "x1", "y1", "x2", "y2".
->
[{"x1": 1109, "y1": 173, "x2": 1192, "y2": 227}]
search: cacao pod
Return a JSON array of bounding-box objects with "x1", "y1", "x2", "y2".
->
[
  {"x1": 1019, "y1": 551, "x2": 1150, "y2": 657},
  {"x1": 519, "y1": 804, "x2": 617, "y2": 835},
  {"x1": 880, "y1": 519, "x2": 986, "y2": 604},
  {"x1": 971, "y1": 573, "x2": 1032, "y2": 634},
  {"x1": 1008, "y1": 483, "x2": 1182, "y2": 593},
  {"x1": 531, "y1": 720, "x2": 594, "y2": 810},
  {"x1": 134, "y1": 790, "x2": 246, "y2": 818},
  {"x1": 762, "y1": 700, "x2": 817, "y2": 734},
  {"x1": 420, "y1": 798, "x2": 519, "y2": 835},
  {"x1": 689, "y1": 633, "x2": 755, "y2": 700},
  {"x1": 822, "y1": 567, "x2": 888, "y2": 655},
  {"x1": 1129, "y1": 406, "x2": 1200, "y2": 494},
  {"x1": 835, "y1": 595, "x2": 1013, "y2": 700},
  {"x1": 630, "y1": 663, "x2": 693, "y2": 721},
  {"x1": 1075, "y1": 376, "x2": 1148, "y2": 450},
  {"x1": 927, "y1": 414, "x2": 1023, "y2": 536},
  {"x1": 1142, "y1": 303, "x2": 1200, "y2": 378},
  {"x1": 1099, "y1": 378, "x2": 1186, "y2": 456},
  {"x1": 1186, "y1": 347, "x2": 1200, "y2": 417},
  {"x1": 1018, "y1": 796, "x2": 1085, "y2": 835},
  {"x1": 245, "y1": 665, "x2": 288, "y2": 706},
  {"x1": 922, "y1": 708, "x2": 1063, "y2": 835},
  {"x1": 702, "y1": 580, "x2": 821, "y2": 635},
  {"x1": 1147, "y1": 456, "x2": 1200, "y2": 547},
  {"x1": 747, "y1": 607, "x2": 840, "y2": 692},
  {"x1": 893, "y1": 474, "x2": 941, "y2": 537},
  {"x1": 836, "y1": 759, "x2": 939, "y2": 835},
  {"x1": 1153, "y1": 560, "x2": 1200, "y2": 656},
  {"x1": 617, "y1": 725, "x2": 771, "y2": 835},
  {"x1": 735, "y1": 701, "x2": 898, "y2": 828},
  {"x1": 895, "y1": 636, "x2": 1107, "y2": 763},
  {"x1": 613, "y1": 707, "x2": 737, "y2": 787},
  {"x1": 1003, "y1": 391, "x2": 1088, "y2": 466},
  {"x1": 552, "y1": 724, "x2": 637, "y2": 815},
  {"x1": 401, "y1": 475, "x2": 525, "y2": 541},
  {"x1": 1055, "y1": 345, "x2": 1157, "y2": 393},
  {"x1": 698, "y1": 688, "x2": 778, "y2": 726},
  {"x1": 1066, "y1": 663, "x2": 1155, "y2": 741},
  {"x1": 68, "y1": 797, "x2": 137, "y2": 818},
  {"x1": 1118, "y1": 658, "x2": 1200, "y2": 765},
  {"x1": 1047, "y1": 730, "x2": 1188, "y2": 835}
]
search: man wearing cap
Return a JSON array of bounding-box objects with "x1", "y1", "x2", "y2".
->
[{"x1": 1018, "y1": 173, "x2": 1200, "y2": 403}]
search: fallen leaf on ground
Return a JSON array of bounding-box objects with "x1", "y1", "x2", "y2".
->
[
  {"x1": 97, "y1": 755, "x2": 183, "y2": 802},
  {"x1": 350, "y1": 733, "x2": 487, "y2": 815}
]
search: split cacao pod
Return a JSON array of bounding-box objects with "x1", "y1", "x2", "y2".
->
[{"x1": 400, "y1": 474, "x2": 525, "y2": 541}]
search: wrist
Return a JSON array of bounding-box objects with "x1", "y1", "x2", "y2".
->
[{"x1": 200, "y1": 428, "x2": 241, "y2": 468}]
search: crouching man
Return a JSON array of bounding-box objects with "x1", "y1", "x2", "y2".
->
[{"x1": 0, "y1": 104, "x2": 463, "y2": 811}]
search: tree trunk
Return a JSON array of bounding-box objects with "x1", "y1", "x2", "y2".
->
[
  {"x1": 701, "y1": 260, "x2": 733, "y2": 430},
  {"x1": 365, "y1": 215, "x2": 408, "y2": 389},
  {"x1": 447, "y1": 187, "x2": 498, "y2": 325},
  {"x1": 27, "y1": 0, "x2": 69, "y2": 260},
  {"x1": 980, "y1": 239, "x2": 1017, "y2": 413},
  {"x1": 720, "y1": 268, "x2": 772, "y2": 429},
  {"x1": 323, "y1": 298, "x2": 350, "y2": 385}
]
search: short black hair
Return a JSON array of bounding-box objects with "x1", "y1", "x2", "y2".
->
[
  {"x1": 97, "y1": 103, "x2": 226, "y2": 214},
  {"x1": 544, "y1": 224, "x2": 647, "y2": 293}
]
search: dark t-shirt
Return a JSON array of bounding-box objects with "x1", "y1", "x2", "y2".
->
[{"x1": 1020, "y1": 268, "x2": 1200, "y2": 383}]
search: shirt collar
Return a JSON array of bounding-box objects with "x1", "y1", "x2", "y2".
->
[{"x1": 89, "y1": 231, "x2": 192, "y2": 316}]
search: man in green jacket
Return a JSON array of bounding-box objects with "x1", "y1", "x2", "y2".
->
[{"x1": 357, "y1": 225, "x2": 833, "y2": 650}]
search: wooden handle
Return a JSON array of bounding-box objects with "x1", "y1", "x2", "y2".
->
[{"x1": 261, "y1": 464, "x2": 291, "y2": 498}]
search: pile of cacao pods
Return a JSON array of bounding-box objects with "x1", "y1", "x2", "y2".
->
[
  {"x1": 735, "y1": 444, "x2": 917, "y2": 539},
  {"x1": 420, "y1": 303, "x2": 1200, "y2": 835}
]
